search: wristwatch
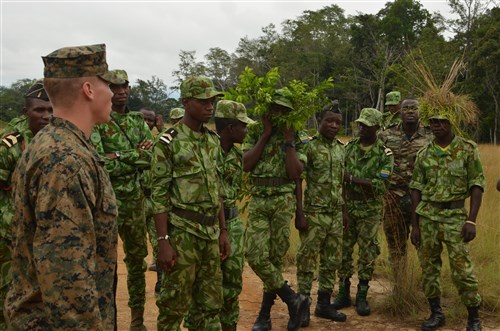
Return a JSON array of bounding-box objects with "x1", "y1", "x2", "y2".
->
[
  {"x1": 114, "y1": 151, "x2": 121, "y2": 159},
  {"x1": 284, "y1": 141, "x2": 296, "y2": 148},
  {"x1": 158, "y1": 235, "x2": 170, "y2": 241}
]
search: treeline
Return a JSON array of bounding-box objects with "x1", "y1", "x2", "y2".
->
[{"x1": 1, "y1": 0, "x2": 498, "y2": 143}]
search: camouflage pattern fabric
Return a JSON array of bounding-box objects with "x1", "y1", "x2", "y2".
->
[
  {"x1": 151, "y1": 122, "x2": 225, "y2": 330},
  {"x1": 242, "y1": 126, "x2": 306, "y2": 196},
  {"x1": 410, "y1": 136, "x2": 485, "y2": 306},
  {"x1": 91, "y1": 109, "x2": 153, "y2": 309},
  {"x1": 385, "y1": 91, "x2": 401, "y2": 106},
  {"x1": 0, "y1": 117, "x2": 32, "y2": 329},
  {"x1": 245, "y1": 193, "x2": 296, "y2": 291},
  {"x1": 296, "y1": 134, "x2": 345, "y2": 294},
  {"x1": 379, "y1": 123, "x2": 432, "y2": 265},
  {"x1": 383, "y1": 111, "x2": 402, "y2": 129},
  {"x1": 180, "y1": 76, "x2": 224, "y2": 100},
  {"x1": 339, "y1": 137, "x2": 393, "y2": 281},
  {"x1": 218, "y1": 146, "x2": 245, "y2": 326},
  {"x1": 157, "y1": 222, "x2": 222, "y2": 331},
  {"x1": 5, "y1": 117, "x2": 118, "y2": 330}
]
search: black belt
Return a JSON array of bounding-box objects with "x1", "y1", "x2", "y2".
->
[
  {"x1": 429, "y1": 200, "x2": 465, "y2": 210},
  {"x1": 172, "y1": 207, "x2": 218, "y2": 226},
  {"x1": 253, "y1": 177, "x2": 293, "y2": 187},
  {"x1": 224, "y1": 207, "x2": 239, "y2": 221}
]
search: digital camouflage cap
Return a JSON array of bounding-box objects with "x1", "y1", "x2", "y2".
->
[
  {"x1": 42, "y1": 43, "x2": 119, "y2": 84},
  {"x1": 385, "y1": 91, "x2": 401, "y2": 105},
  {"x1": 110, "y1": 69, "x2": 129, "y2": 85},
  {"x1": 272, "y1": 88, "x2": 294, "y2": 110},
  {"x1": 355, "y1": 108, "x2": 383, "y2": 127},
  {"x1": 215, "y1": 100, "x2": 255, "y2": 124},
  {"x1": 180, "y1": 76, "x2": 224, "y2": 100},
  {"x1": 24, "y1": 80, "x2": 49, "y2": 101},
  {"x1": 169, "y1": 107, "x2": 185, "y2": 120}
]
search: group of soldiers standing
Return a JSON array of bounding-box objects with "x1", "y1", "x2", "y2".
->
[{"x1": 0, "y1": 43, "x2": 487, "y2": 331}]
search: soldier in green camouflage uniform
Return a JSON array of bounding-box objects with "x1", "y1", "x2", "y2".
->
[
  {"x1": 151, "y1": 76, "x2": 230, "y2": 331},
  {"x1": 379, "y1": 99, "x2": 432, "y2": 276},
  {"x1": 334, "y1": 108, "x2": 393, "y2": 316},
  {"x1": 169, "y1": 107, "x2": 185, "y2": 125},
  {"x1": 5, "y1": 44, "x2": 118, "y2": 330},
  {"x1": 91, "y1": 69, "x2": 153, "y2": 330},
  {"x1": 214, "y1": 100, "x2": 254, "y2": 331},
  {"x1": 383, "y1": 91, "x2": 402, "y2": 129},
  {"x1": 244, "y1": 89, "x2": 309, "y2": 331},
  {"x1": 410, "y1": 114, "x2": 485, "y2": 331},
  {"x1": 0, "y1": 82, "x2": 52, "y2": 330},
  {"x1": 295, "y1": 106, "x2": 347, "y2": 326}
]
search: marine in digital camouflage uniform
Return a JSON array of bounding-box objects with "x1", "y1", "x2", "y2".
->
[
  {"x1": 151, "y1": 76, "x2": 230, "y2": 331},
  {"x1": 213, "y1": 100, "x2": 254, "y2": 331},
  {"x1": 334, "y1": 108, "x2": 393, "y2": 317},
  {"x1": 379, "y1": 99, "x2": 432, "y2": 276},
  {"x1": 383, "y1": 91, "x2": 402, "y2": 129},
  {"x1": 295, "y1": 106, "x2": 347, "y2": 326},
  {"x1": 243, "y1": 89, "x2": 309, "y2": 331},
  {"x1": 5, "y1": 44, "x2": 118, "y2": 330},
  {"x1": 410, "y1": 114, "x2": 485, "y2": 331},
  {"x1": 91, "y1": 69, "x2": 153, "y2": 330},
  {"x1": 0, "y1": 82, "x2": 52, "y2": 330}
]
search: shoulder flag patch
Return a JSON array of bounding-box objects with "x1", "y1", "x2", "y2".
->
[
  {"x1": 380, "y1": 167, "x2": 391, "y2": 178},
  {"x1": 1, "y1": 132, "x2": 22, "y2": 148},
  {"x1": 159, "y1": 128, "x2": 177, "y2": 145}
]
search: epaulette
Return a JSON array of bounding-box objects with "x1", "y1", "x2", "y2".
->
[
  {"x1": 1, "y1": 132, "x2": 23, "y2": 148},
  {"x1": 384, "y1": 146, "x2": 393, "y2": 156},
  {"x1": 336, "y1": 138, "x2": 344, "y2": 145},
  {"x1": 159, "y1": 128, "x2": 178, "y2": 145},
  {"x1": 207, "y1": 128, "x2": 220, "y2": 138}
]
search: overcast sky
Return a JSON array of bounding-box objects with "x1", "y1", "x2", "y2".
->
[{"x1": 1, "y1": 1, "x2": 454, "y2": 89}]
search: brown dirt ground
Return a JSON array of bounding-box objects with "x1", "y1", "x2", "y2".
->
[{"x1": 116, "y1": 240, "x2": 499, "y2": 330}]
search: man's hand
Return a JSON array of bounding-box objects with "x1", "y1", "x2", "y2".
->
[
  {"x1": 410, "y1": 225, "x2": 421, "y2": 248},
  {"x1": 295, "y1": 209, "x2": 308, "y2": 232},
  {"x1": 219, "y1": 230, "x2": 230, "y2": 261},
  {"x1": 157, "y1": 239, "x2": 176, "y2": 273},
  {"x1": 461, "y1": 222, "x2": 476, "y2": 243},
  {"x1": 138, "y1": 139, "x2": 153, "y2": 150}
]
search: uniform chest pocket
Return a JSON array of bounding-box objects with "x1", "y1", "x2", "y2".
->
[
  {"x1": 173, "y1": 166, "x2": 208, "y2": 203},
  {"x1": 448, "y1": 164, "x2": 467, "y2": 194}
]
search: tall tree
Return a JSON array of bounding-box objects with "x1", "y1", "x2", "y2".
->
[
  {"x1": 204, "y1": 47, "x2": 234, "y2": 91},
  {"x1": 171, "y1": 50, "x2": 206, "y2": 90}
]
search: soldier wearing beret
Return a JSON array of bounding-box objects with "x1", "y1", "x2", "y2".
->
[
  {"x1": 410, "y1": 113, "x2": 485, "y2": 331},
  {"x1": 0, "y1": 81, "x2": 52, "y2": 329},
  {"x1": 243, "y1": 89, "x2": 309, "y2": 331},
  {"x1": 151, "y1": 76, "x2": 230, "y2": 331},
  {"x1": 384, "y1": 91, "x2": 402, "y2": 129},
  {"x1": 379, "y1": 99, "x2": 432, "y2": 282},
  {"x1": 213, "y1": 100, "x2": 254, "y2": 331},
  {"x1": 5, "y1": 44, "x2": 119, "y2": 330},
  {"x1": 334, "y1": 108, "x2": 393, "y2": 317},
  {"x1": 91, "y1": 69, "x2": 154, "y2": 330}
]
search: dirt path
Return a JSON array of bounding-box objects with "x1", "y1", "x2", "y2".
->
[{"x1": 116, "y1": 241, "x2": 499, "y2": 330}]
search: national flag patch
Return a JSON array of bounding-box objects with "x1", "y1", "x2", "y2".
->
[{"x1": 380, "y1": 169, "x2": 391, "y2": 178}]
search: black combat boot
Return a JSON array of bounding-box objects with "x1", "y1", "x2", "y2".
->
[
  {"x1": 422, "y1": 297, "x2": 446, "y2": 331},
  {"x1": 332, "y1": 278, "x2": 351, "y2": 309},
  {"x1": 154, "y1": 269, "x2": 162, "y2": 296},
  {"x1": 355, "y1": 283, "x2": 371, "y2": 316},
  {"x1": 276, "y1": 282, "x2": 310, "y2": 331},
  {"x1": 300, "y1": 293, "x2": 311, "y2": 327},
  {"x1": 314, "y1": 290, "x2": 347, "y2": 322},
  {"x1": 466, "y1": 305, "x2": 481, "y2": 331},
  {"x1": 252, "y1": 291, "x2": 276, "y2": 331}
]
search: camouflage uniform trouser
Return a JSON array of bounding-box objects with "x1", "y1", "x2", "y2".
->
[
  {"x1": 383, "y1": 193, "x2": 411, "y2": 267},
  {"x1": 144, "y1": 198, "x2": 158, "y2": 263},
  {"x1": 418, "y1": 215, "x2": 481, "y2": 307},
  {"x1": 245, "y1": 192, "x2": 295, "y2": 292},
  {"x1": 220, "y1": 216, "x2": 245, "y2": 326},
  {"x1": 339, "y1": 200, "x2": 382, "y2": 281},
  {"x1": 297, "y1": 209, "x2": 343, "y2": 294},
  {"x1": 158, "y1": 225, "x2": 222, "y2": 331},
  {"x1": 116, "y1": 196, "x2": 148, "y2": 309},
  {"x1": 0, "y1": 238, "x2": 11, "y2": 331}
]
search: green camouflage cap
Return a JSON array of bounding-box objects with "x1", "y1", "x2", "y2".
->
[
  {"x1": 169, "y1": 107, "x2": 185, "y2": 120},
  {"x1": 110, "y1": 69, "x2": 129, "y2": 84},
  {"x1": 428, "y1": 114, "x2": 451, "y2": 121},
  {"x1": 215, "y1": 100, "x2": 255, "y2": 124},
  {"x1": 385, "y1": 91, "x2": 401, "y2": 105},
  {"x1": 180, "y1": 76, "x2": 224, "y2": 99},
  {"x1": 355, "y1": 108, "x2": 383, "y2": 127},
  {"x1": 24, "y1": 80, "x2": 49, "y2": 101},
  {"x1": 272, "y1": 88, "x2": 294, "y2": 110},
  {"x1": 42, "y1": 43, "x2": 119, "y2": 84}
]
